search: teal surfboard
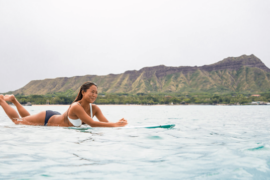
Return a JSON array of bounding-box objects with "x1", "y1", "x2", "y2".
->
[
  {"x1": 68, "y1": 124, "x2": 175, "y2": 130},
  {"x1": 123, "y1": 124, "x2": 175, "y2": 129}
]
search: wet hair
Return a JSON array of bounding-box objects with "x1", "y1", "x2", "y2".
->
[{"x1": 73, "y1": 81, "x2": 98, "y2": 102}]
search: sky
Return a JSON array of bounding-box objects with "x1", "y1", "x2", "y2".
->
[{"x1": 0, "y1": 0, "x2": 270, "y2": 92}]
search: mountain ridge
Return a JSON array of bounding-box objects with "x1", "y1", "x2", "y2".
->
[{"x1": 13, "y1": 54, "x2": 270, "y2": 95}]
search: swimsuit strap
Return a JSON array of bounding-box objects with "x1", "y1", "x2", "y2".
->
[
  {"x1": 76, "y1": 102, "x2": 82, "y2": 107},
  {"x1": 90, "y1": 103, "x2": 93, "y2": 118}
]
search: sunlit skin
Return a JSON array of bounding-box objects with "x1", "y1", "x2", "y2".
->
[{"x1": 0, "y1": 85, "x2": 128, "y2": 127}]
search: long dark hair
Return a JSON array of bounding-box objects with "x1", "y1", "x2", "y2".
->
[{"x1": 73, "y1": 81, "x2": 98, "y2": 102}]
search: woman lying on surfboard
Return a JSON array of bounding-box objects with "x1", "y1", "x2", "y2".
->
[{"x1": 0, "y1": 81, "x2": 128, "y2": 127}]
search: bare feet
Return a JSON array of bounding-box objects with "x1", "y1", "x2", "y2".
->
[
  {"x1": 0, "y1": 94, "x2": 4, "y2": 101},
  {"x1": 0, "y1": 95, "x2": 4, "y2": 105},
  {"x1": 4, "y1": 94, "x2": 16, "y2": 103}
]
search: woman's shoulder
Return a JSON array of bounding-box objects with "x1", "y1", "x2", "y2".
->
[
  {"x1": 70, "y1": 102, "x2": 83, "y2": 110},
  {"x1": 92, "y1": 104, "x2": 101, "y2": 112}
]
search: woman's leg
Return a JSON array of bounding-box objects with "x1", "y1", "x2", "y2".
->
[
  {"x1": 20, "y1": 111, "x2": 46, "y2": 126},
  {"x1": 4, "y1": 95, "x2": 30, "y2": 118},
  {"x1": 0, "y1": 95, "x2": 21, "y2": 124},
  {"x1": 1, "y1": 94, "x2": 46, "y2": 125}
]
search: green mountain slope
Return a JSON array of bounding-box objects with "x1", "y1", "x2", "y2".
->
[{"x1": 13, "y1": 54, "x2": 270, "y2": 95}]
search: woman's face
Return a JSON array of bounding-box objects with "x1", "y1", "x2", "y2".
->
[{"x1": 82, "y1": 85, "x2": 98, "y2": 103}]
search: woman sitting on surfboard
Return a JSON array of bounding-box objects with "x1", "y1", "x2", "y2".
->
[{"x1": 0, "y1": 81, "x2": 128, "y2": 127}]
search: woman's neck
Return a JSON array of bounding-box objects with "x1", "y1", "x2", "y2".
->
[{"x1": 79, "y1": 99, "x2": 91, "y2": 108}]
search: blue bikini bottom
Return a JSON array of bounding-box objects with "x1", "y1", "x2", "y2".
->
[{"x1": 44, "y1": 110, "x2": 61, "y2": 126}]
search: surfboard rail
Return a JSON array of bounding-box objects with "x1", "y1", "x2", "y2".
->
[{"x1": 68, "y1": 124, "x2": 175, "y2": 130}]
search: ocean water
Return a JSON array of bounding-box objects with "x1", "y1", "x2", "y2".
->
[{"x1": 0, "y1": 105, "x2": 270, "y2": 180}]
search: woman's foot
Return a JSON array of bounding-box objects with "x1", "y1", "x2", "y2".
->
[
  {"x1": 0, "y1": 95, "x2": 4, "y2": 105},
  {"x1": 4, "y1": 94, "x2": 16, "y2": 103}
]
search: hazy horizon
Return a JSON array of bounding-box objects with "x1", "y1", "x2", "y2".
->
[{"x1": 1, "y1": 0, "x2": 270, "y2": 92}]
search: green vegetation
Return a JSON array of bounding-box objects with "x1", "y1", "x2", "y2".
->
[
  {"x1": 14, "y1": 92, "x2": 270, "y2": 105},
  {"x1": 7, "y1": 55, "x2": 270, "y2": 105},
  {"x1": 15, "y1": 94, "x2": 75, "y2": 105}
]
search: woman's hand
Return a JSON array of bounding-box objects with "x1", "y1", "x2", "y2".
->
[{"x1": 114, "y1": 118, "x2": 128, "y2": 127}]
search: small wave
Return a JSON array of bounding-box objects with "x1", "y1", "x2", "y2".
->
[
  {"x1": 248, "y1": 145, "x2": 265, "y2": 151},
  {"x1": 147, "y1": 135, "x2": 162, "y2": 140}
]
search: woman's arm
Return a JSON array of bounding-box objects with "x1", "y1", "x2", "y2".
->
[
  {"x1": 93, "y1": 105, "x2": 109, "y2": 122},
  {"x1": 73, "y1": 105, "x2": 127, "y2": 127}
]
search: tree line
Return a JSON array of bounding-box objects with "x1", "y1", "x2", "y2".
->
[{"x1": 13, "y1": 92, "x2": 270, "y2": 105}]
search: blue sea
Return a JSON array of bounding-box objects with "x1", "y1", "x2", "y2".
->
[{"x1": 0, "y1": 105, "x2": 270, "y2": 180}]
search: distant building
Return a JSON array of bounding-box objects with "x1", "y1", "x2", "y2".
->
[
  {"x1": 25, "y1": 102, "x2": 32, "y2": 106},
  {"x1": 251, "y1": 94, "x2": 261, "y2": 97},
  {"x1": 251, "y1": 101, "x2": 268, "y2": 105}
]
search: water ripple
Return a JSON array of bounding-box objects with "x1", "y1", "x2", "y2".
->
[{"x1": 1, "y1": 105, "x2": 270, "y2": 179}]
